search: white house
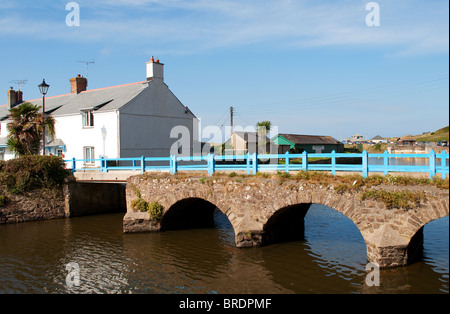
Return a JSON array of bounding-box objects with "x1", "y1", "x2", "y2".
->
[
  {"x1": 370, "y1": 135, "x2": 387, "y2": 144},
  {"x1": 0, "y1": 57, "x2": 198, "y2": 162}
]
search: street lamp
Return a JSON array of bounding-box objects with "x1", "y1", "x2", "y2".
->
[{"x1": 38, "y1": 79, "x2": 50, "y2": 155}]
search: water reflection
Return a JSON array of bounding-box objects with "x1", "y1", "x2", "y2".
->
[{"x1": 0, "y1": 208, "x2": 448, "y2": 294}]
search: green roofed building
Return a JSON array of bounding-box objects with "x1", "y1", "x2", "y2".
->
[{"x1": 272, "y1": 134, "x2": 344, "y2": 154}]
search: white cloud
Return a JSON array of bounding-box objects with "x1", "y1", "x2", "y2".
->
[{"x1": 0, "y1": 0, "x2": 447, "y2": 55}]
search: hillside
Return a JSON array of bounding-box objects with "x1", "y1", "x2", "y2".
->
[{"x1": 414, "y1": 126, "x2": 449, "y2": 142}]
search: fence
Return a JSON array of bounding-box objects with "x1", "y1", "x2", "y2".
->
[{"x1": 65, "y1": 150, "x2": 449, "y2": 179}]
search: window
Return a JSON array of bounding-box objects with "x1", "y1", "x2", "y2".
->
[
  {"x1": 56, "y1": 148, "x2": 64, "y2": 157},
  {"x1": 83, "y1": 146, "x2": 95, "y2": 165},
  {"x1": 82, "y1": 110, "x2": 94, "y2": 128}
]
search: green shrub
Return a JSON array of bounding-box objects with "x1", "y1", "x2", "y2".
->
[
  {"x1": 147, "y1": 201, "x2": 163, "y2": 221},
  {"x1": 131, "y1": 198, "x2": 148, "y2": 212},
  {"x1": 131, "y1": 198, "x2": 163, "y2": 221},
  {"x1": 0, "y1": 155, "x2": 71, "y2": 194}
]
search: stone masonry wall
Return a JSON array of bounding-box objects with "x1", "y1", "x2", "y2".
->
[{"x1": 0, "y1": 189, "x2": 66, "y2": 224}]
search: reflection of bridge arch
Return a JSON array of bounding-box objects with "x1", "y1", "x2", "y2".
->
[{"x1": 123, "y1": 174, "x2": 449, "y2": 268}]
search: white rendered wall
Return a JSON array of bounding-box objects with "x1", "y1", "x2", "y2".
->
[
  {"x1": 53, "y1": 110, "x2": 119, "y2": 160},
  {"x1": 0, "y1": 120, "x2": 15, "y2": 160}
]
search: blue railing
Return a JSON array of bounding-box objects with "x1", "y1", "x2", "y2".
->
[{"x1": 65, "y1": 150, "x2": 449, "y2": 179}]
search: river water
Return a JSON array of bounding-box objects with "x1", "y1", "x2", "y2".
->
[{"x1": 0, "y1": 205, "x2": 448, "y2": 294}]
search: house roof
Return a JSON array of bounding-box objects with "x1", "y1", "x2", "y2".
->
[
  {"x1": 400, "y1": 136, "x2": 416, "y2": 141},
  {"x1": 277, "y1": 134, "x2": 342, "y2": 145},
  {"x1": 0, "y1": 81, "x2": 149, "y2": 119},
  {"x1": 272, "y1": 135, "x2": 295, "y2": 146},
  {"x1": 371, "y1": 135, "x2": 385, "y2": 140}
]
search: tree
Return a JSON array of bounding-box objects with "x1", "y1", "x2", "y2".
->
[
  {"x1": 256, "y1": 121, "x2": 271, "y2": 154},
  {"x1": 6, "y1": 102, "x2": 55, "y2": 156},
  {"x1": 256, "y1": 121, "x2": 271, "y2": 133}
]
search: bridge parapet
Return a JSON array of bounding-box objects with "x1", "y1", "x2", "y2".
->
[{"x1": 123, "y1": 173, "x2": 449, "y2": 268}]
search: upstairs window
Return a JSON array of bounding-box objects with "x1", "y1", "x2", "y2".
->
[{"x1": 82, "y1": 110, "x2": 94, "y2": 128}]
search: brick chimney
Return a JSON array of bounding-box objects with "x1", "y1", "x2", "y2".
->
[
  {"x1": 16, "y1": 90, "x2": 23, "y2": 103},
  {"x1": 7, "y1": 87, "x2": 23, "y2": 109},
  {"x1": 146, "y1": 56, "x2": 164, "y2": 82},
  {"x1": 70, "y1": 74, "x2": 88, "y2": 94}
]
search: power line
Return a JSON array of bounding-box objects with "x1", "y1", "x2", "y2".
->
[
  {"x1": 235, "y1": 76, "x2": 448, "y2": 115},
  {"x1": 235, "y1": 76, "x2": 448, "y2": 114}
]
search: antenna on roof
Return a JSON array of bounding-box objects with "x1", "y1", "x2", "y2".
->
[
  {"x1": 77, "y1": 59, "x2": 95, "y2": 84},
  {"x1": 9, "y1": 79, "x2": 28, "y2": 91}
]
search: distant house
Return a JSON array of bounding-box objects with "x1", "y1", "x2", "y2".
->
[
  {"x1": 0, "y1": 57, "x2": 197, "y2": 161},
  {"x1": 397, "y1": 136, "x2": 416, "y2": 146},
  {"x1": 225, "y1": 131, "x2": 277, "y2": 155},
  {"x1": 351, "y1": 133, "x2": 364, "y2": 143},
  {"x1": 370, "y1": 135, "x2": 387, "y2": 144},
  {"x1": 271, "y1": 134, "x2": 344, "y2": 154}
]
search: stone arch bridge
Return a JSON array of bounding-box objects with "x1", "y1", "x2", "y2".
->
[{"x1": 123, "y1": 173, "x2": 449, "y2": 269}]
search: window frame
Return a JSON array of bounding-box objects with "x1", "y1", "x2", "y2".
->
[
  {"x1": 83, "y1": 146, "x2": 95, "y2": 165},
  {"x1": 82, "y1": 110, "x2": 94, "y2": 128}
]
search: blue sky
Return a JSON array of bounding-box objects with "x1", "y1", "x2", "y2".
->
[{"x1": 0, "y1": 0, "x2": 448, "y2": 141}]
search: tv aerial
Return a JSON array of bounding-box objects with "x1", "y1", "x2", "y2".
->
[
  {"x1": 77, "y1": 59, "x2": 95, "y2": 84},
  {"x1": 9, "y1": 79, "x2": 28, "y2": 91}
]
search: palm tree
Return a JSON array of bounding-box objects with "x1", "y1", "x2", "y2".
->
[
  {"x1": 6, "y1": 102, "x2": 55, "y2": 156},
  {"x1": 256, "y1": 120, "x2": 271, "y2": 133},
  {"x1": 256, "y1": 121, "x2": 271, "y2": 154}
]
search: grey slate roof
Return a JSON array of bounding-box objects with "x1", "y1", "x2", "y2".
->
[
  {"x1": 279, "y1": 134, "x2": 342, "y2": 145},
  {"x1": 0, "y1": 81, "x2": 149, "y2": 119}
]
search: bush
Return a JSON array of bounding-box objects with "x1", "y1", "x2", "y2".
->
[
  {"x1": 131, "y1": 198, "x2": 163, "y2": 221},
  {"x1": 131, "y1": 198, "x2": 148, "y2": 212},
  {"x1": 0, "y1": 155, "x2": 71, "y2": 194},
  {"x1": 148, "y1": 201, "x2": 163, "y2": 221}
]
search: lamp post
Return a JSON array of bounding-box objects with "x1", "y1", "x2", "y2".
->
[{"x1": 38, "y1": 79, "x2": 50, "y2": 155}]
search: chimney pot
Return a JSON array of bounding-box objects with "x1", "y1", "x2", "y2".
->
[
  {"x1": 146, "y1": 57, "x2": 164, "y2": 82},
  {"x1": 7, "y1": 88, "x2": 17, "y2": 109},
  {"x1": 70, "y1": 75, "x2": 88, "y2": 94}
]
